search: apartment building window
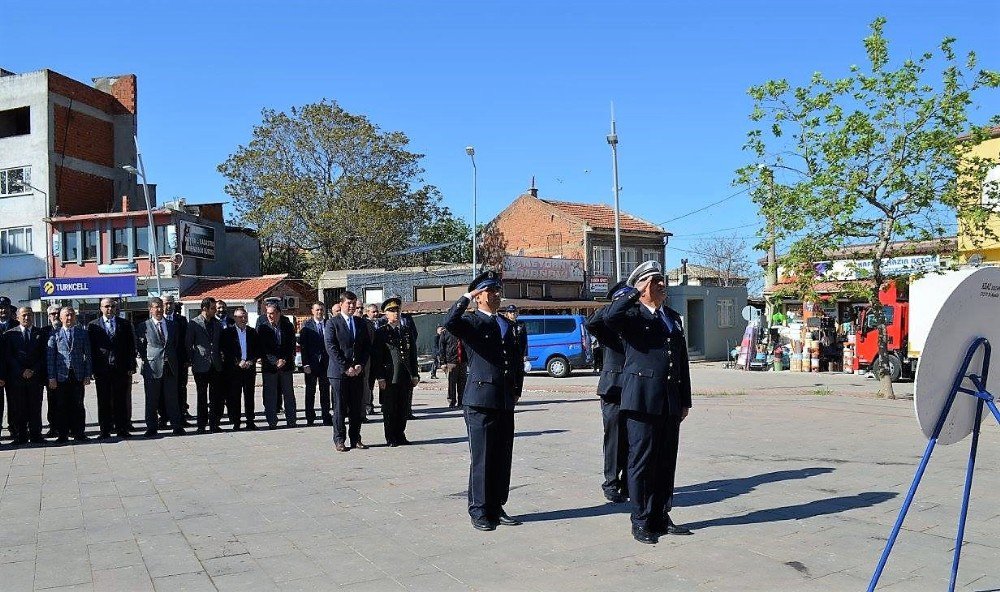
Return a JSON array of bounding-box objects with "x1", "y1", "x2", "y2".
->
[
  {"x1": 0, "y1": 107, "x2": 30, "y2": 138},
  {"x1": 717, "y1": 298, "x2": 735, "y2": 328},
  {"x1": 592, "y1": 246, "x2": 613, "y2": 276},
  {"x1": 63, "y1": 230, "x2": 80, "y2": 262},
  {"x1": 620, "y1": 247, "x2": 638, "y2": 276},
  {"x1": 134, "y1": 226, "x2": 150, "y2": 257},
  {"x1": 0, "y1": 166, "x2": 30, "y2": 197},
  {"x1": 83, "y1": 229, "x2": 99, "y2": 261},
  {"x1": 112, "y1": 228, "x2": 129, "y2": 259},
  {"x1": 0, "y1": 226, "x2": 32, "y2": 256},
  {"x1": 156, "y1": 225, "x2": 171, "y2": 255},
  {"x1": 641, "y1": 248, "x2": 662, "y2": 264}
]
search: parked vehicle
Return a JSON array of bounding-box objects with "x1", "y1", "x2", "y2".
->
[
  {"x1": 520, "y1": 314, "x2": 592, "y2": 378},
  {"x1": 854, "y1": 267, "x2": 977, "y2": 381}
]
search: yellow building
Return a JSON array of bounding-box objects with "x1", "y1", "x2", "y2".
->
[{"x1": 958, "y1": 129, "x2": 1000, "y2": 263}]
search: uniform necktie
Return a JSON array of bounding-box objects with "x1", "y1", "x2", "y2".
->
[
  {"x1": 317, "y1": 321, "x2": 324, "y2": 338},
  {"x1": 348, "y1": 316, "x2": 355, "y2": 338},
  {"x1": 659, "y1": 309, "x2": 675, "y2": 334},
  {"x1": 273, "y1": 323, "x2": 281, "y2": 343}
]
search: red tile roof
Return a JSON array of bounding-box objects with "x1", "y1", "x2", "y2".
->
[
  {"x1": 540, "y1": 199, "x2": 664, "y2": 234},
  {"x1": 181, "y1": 274, "x2": 287, "y2": 302}
]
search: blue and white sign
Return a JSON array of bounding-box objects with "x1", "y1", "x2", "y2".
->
[{"x1": 40, "y1": 276, "x2": 138, "y2": 299}]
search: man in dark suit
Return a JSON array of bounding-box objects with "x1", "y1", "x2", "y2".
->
[
  {"x1": 372, "y1": 297, "x2": 419, "y2": 446},
  {"x1": 88, "y1": 298, "x2": 137, "y2": 440},
  {"x1": 0, "y1": 296, "x2": 17, "y2": 441},
  {"x1": 137, "y1": 297, "x2": 184, "y2": 437},
  {"x1": 163, "y1": 295, "x2": 190, "y2": 425},
  {"x1": 606, "y1": 260, "x2": 693, "y2": 544},
  {"x1": 46, "y1": 306, "x2": 92, "y2": 443},
  {"x1": 300, "y1": 302, "x2": 332, "y2": 426},
  {"x1": 395, "y1": 296, "x2": 419, "y2": 419},
  {"x1": 40, "y1": 304, "x2": 62, "y2": 437},
  {"x1": 187, "y1": 297, "x2": 225, "y2": 432},
  {"x1": 501, "y1": 304, "x2": 528, "y2": 400},
  {"x1": 214, "y1": 300, "x2": 235, "y2": 330},
  {"x1": 444, "y1": 271, "x2": 525, "y2": 532},
  {"x1": 586, "y1": 281, "x2": 631, "y2": 504},
  {"x1": 438, "y1": 327, "x2": 466, "y2": 408},
  {"x1": 2, "y1": 307, "x2": 47, "y2": 444},
  {"x1": 325, "y1": 291, "x2": 371, "y2": 451},
  {"x1": 258, "y1": 302, "x2": 297, "y2": 429},
  {"x1": 222, "y1": 307, "x2": 259, "y2": 430}
]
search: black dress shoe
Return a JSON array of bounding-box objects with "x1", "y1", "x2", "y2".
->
[
  {"x1": 172, "y1": 427, "x2": 186, "y2": 436},
  {"x1": 117, "y1": 433, "x2": 132, "y2": 440},
  {"x1": 388, "y1": 442, "x2": 398, "y2": 448},
  {"x1": 496, "y1": 510, "x2": 522, "y2": 526},
  {"x1": 56, "y1": 435, "x2": 69, "y2": 443},
  {"x1": 246, "y1": 423, "x2": 259, "y2": 431},
  {"x1": 29, "y1": 437, "x2": 46, "y2": 444},
  {"x1": 144, "y1": 430, "x2": 160, "y2": 438},
  {"x1": 604, "y1": 490, "x2": 628, "y2": 504},
  {"x1": 353, "y1": 441, "x2": 368, "y2": 450},
  {"x1": 99, "y1": 432, "x2": 112, "y2": 440},
  {"x1": 471, "y1": 517, "x2": 496, "y2": 531},
  {"x1": 73, "y1": 434, "x2": 90, "y2": 443},
  {"x1": 307, "y1": 419, "x2": 315, "y2": 426},
  {"x1": 662, "y1": 515, "x2": 692, "y2": 535},
  {"x1": 335, "y1": 443, "x2": 348, "y2": 452},
  {"x1": 209, "y1": 426, "x2": 222, "y2": 434},
  {"x1": 398, "y1": 437, "x2": 411, "y2": 445},
  {"x1": 632, "y1": 525, "x2": 658, "y2": 544}
]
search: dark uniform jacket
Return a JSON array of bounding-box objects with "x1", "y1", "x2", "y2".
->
[
  {"x1": 324, "y1": 314, "x2": 371, "y2": 379},
  {"x1": 444, "y1": 297, "x2": 524, "y2": 411},
  {"x1": 2, "y1": 326, "x2": 48, "y2": 381},
  {"x1": 87, "y1": 316, "x2": 138, "y2": 376},
  {"x1": 221, "y1": 325, "x2": 260, "y2": 370},
  {"x1": 585, "y1": 306, "x2": 626, "y2": 399},
  {"x1": 605, "y1": 291, "x2": 692, "y2": 417},
  {"x1": 372, "y1": 323, "x2": 418, "y2": 385},
  {"x1": 299, "y1": 318, "x2": 329, "y2": 374},
  {"x1": 438, "y1": 329, "x2": 465, "y2": 365},
  {"x1": 258, "y1": 317, "x2": 296, "y2": 374}
]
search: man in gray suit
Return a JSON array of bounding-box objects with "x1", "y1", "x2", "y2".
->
[
  {"x1": 136, "y1": 297, "x2": 184, "y2": 437},
  {"x1": 46, "y1": 306, "x2": 92, "y2": 443},
  {"x1": 186, "y1": 297, "x2": 225, "y2": 433}
]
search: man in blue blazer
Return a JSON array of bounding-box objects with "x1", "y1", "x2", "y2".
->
[
  {"x1": 46, "y1": 306, "x2": 93, "y2": 443},
  {"x1": 606, "y1": 261, "x2": 693, "y2": 544},
  {"x1": 586, "y1": 280, "x2": 631, "y2": 504},
  {"x1": 325, "y1": 291, "x2": 371, "y2": 451},
  {"x1": 444, "y1": 271, "x2": 525, "y2": 532},
  {"x1": 300, "y1": 302, "x2": 332, "y2": 426}
]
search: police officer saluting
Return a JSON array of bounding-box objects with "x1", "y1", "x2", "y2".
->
[
  {"x1": 444, "y1": 271, "x2": 524, "y2": 531},
  {"x1": 372, "y1": 297, "x2": 419, "y2": 447},
  {"x1": 586, "y1": 280, "x2": 631, "y2": 504},
  {"x1": 606, "y1": 260, "x2": 693, "y2": 544}
]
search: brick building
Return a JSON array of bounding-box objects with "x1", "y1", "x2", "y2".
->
[
  {"x1": 491, "y1": 187, "x2": 669, "y2": 298},
  {"x1": 0, "y1": 67, "x2": 140, "y2": 309}
]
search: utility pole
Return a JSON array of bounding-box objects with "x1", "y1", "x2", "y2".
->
[{"x1": 607, "y1": 103, "x2": 622, "y2": 282}]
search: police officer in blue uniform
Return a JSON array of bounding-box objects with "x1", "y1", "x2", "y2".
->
[
  {"x1": 444, "y1": 271, "x2": 525, "y2": 531},
  {"x1": 606, "y1": 261, "x2": 693, "y2": 544},
  {"x1": 585, "y1": 280, "x2": 631, "y2": 504}
]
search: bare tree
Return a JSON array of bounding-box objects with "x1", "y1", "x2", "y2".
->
[{"x1": 690, "y1": 234, "x2": 755, "y2": 288}]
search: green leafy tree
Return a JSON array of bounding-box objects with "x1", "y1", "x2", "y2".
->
[
  {"x1": 736, "y1": 18, "x2": 1000, "y2": 398},
  {"x1": 218, "y1": 100, "x2": 452, "y2": 278}
]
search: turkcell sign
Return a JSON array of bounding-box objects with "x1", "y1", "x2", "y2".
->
[{"x1": 40, "y1": 276, "x2": 138, "y2": 299}]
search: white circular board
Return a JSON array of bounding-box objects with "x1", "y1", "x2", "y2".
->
[{"x1": 914, "y1": 267, "x2": 1000, "y2": 445}]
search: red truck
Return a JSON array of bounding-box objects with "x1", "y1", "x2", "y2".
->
[{"x1": 854, "y1": 281, "x2": 910, "y2": 382}]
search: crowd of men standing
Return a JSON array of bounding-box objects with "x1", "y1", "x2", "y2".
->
[{"x1": 0, "y1": 290, "x2": 426, "y2": 448}]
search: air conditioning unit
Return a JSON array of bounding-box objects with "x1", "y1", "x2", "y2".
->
[
  {"x1": 158, "y1": 261, "x2": 174, "y2": 278},
  {"x1": 283, "y1": 296, "x2": 300, "y2": 310}
]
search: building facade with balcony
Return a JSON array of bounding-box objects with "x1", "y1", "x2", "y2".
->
[{"x1": 0, "y1": 67, "x2": 141, "y2": 310}]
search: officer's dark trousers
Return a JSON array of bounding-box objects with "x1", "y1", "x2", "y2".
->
[
  {"x1": 145, "y1": 371, "x2": 179, "y2": 433},
  {"x1": 229, "y1": 367, "x2": 256, "y2": 426},
  {"x1": 601, "y1": 395, "x2": 629, "y2": 495},
  {"x1": 381, "y1": 383, "x2": 410, "y2": 444},
  {"x1": 7, "y1": 378, "x2": 43, "y2": 441},
  {"x1": 464, "y1": 406, "x2": 515, "y2": 521},
  {"x1": 447, "y1": 366, "x2": 467, "y2": 406},
  {"x1": 262, "y1": 370, "x2": 296, "y2": 428},
  {"x1": 54, "y1": 374, "x2": 86, "y2": 438},
  {"x1": 331, "y1": 375, "x2": 364, "y2": 444},
  {"x1": 194, "y1": 369, "x2": 226, "y2": 429},
  {"x1": 304, "y1": 372, "x2": 331, "y2": 423},
  {"x1": 624, "y1": 410, "x2": 681, "y2": 530},
  {"x1": 95, "y1": 372, "x2": 132, "y2": 436}
]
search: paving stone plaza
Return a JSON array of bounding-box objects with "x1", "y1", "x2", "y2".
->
[{"x1": 1, "y1": 366, "x2": 997, "y2": 591}]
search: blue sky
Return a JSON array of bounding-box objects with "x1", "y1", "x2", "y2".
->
[{"x1": 5, "y1": 1, "x2": 999, "y2": 268}]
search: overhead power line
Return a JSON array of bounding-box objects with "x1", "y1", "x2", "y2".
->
[{"x1": 659, "y1": 187, "x2": 750, "y2": 225}]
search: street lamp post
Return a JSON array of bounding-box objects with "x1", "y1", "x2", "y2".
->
[
  {"x1": 122, "y1": 138, "x2": 162, "y2": 297},
  {"x1": 466, "y1": 146, "x2": 477, "y2": 280},
  {"x1": 607, "y1": 105, "x2": 622, "y2": 283}
]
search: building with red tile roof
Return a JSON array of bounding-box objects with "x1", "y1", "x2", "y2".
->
[{"x1": 181, "y1": 273, "x2": 316, "y2": 326}]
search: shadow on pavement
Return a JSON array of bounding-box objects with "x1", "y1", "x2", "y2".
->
[
  {"x1": 682, "y1": 491, "x2": 898, "y2": 530},
  {"x1": 518, "y1": 502, "x2": 630, "y2": 523},
  {"x1": 674, "y1": 467, "x2": 835, "y2": 508},
  {"x1": 515, "y1": 398, "x2": 595, "y2": 406},
  {"x1": 410, "y1": 429, "x2": 568, "y2": 446}
]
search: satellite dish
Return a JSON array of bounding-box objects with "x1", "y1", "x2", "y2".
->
[
  {"x1": 968, "y1": 253, "x2": 984, "y2": 268},
  {"x1": 740, "y1": 305, "x2": 760, "y2": 322},
  {"x1": 914, "y1": 267, "x2": 1000, "y2": 445}
]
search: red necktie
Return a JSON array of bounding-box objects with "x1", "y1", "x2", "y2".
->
[{"x1": 457, "y1": 340, "x2": 464, "y2": 364}]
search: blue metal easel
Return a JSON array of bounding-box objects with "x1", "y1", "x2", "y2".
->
[{"x1": 869, "y1": 337, "x2": 1000, "y2": 591}]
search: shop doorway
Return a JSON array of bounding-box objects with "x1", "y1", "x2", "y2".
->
[{"x1": 687, "y1": 299, "x2": 705, "y2": 355}]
